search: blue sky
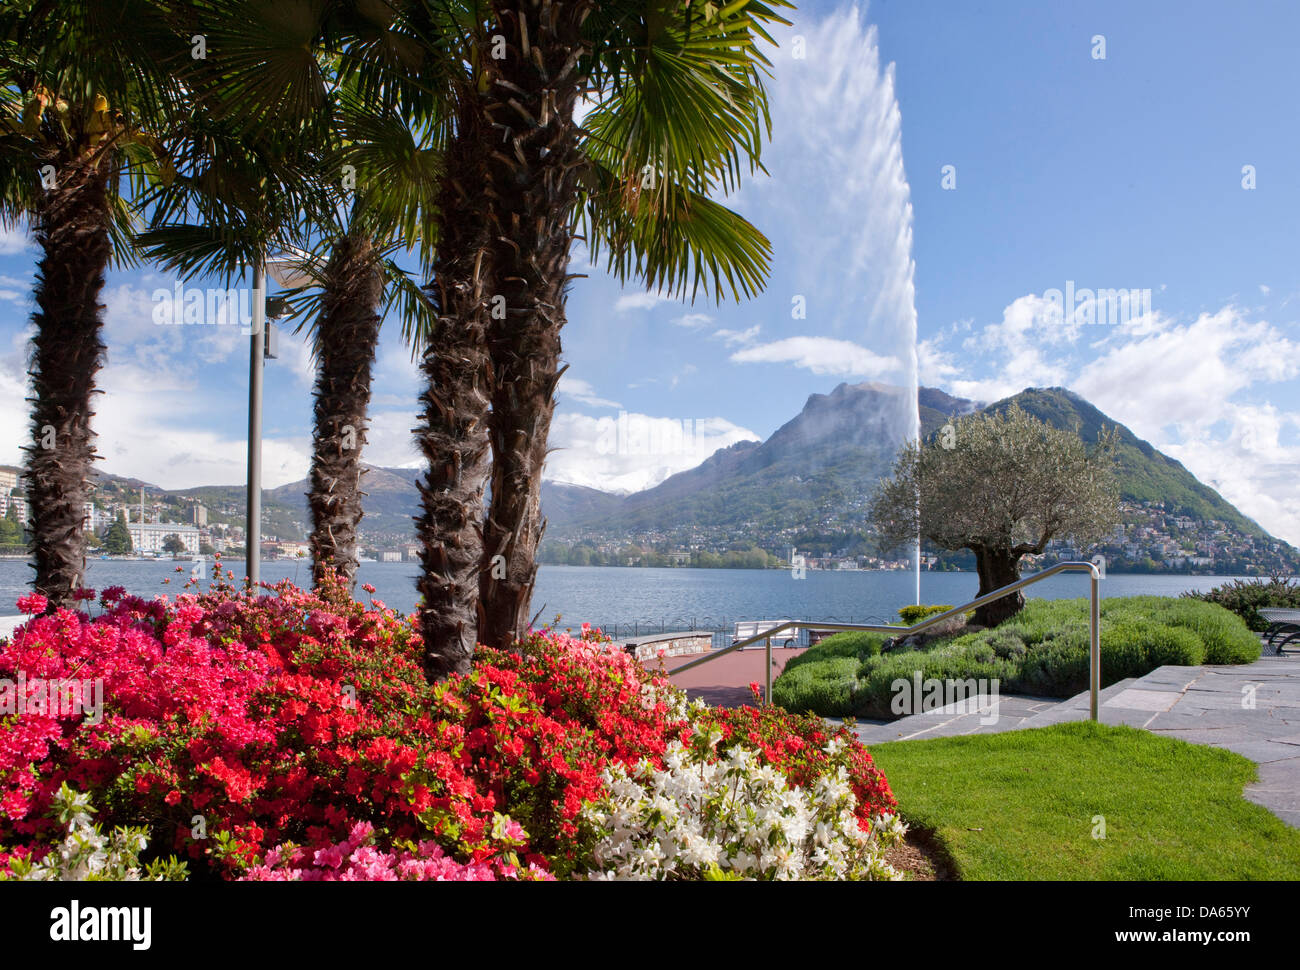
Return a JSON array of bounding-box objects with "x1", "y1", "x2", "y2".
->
[{"x1": 1, "y1": 0, "x2": 1297, "y2": 543}]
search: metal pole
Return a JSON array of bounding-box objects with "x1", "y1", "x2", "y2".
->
[
  {"x1": 764, "y1": 634, "x2": 772, "y2": 706},
  {"x1": 1089, "y1": 568, "x2": 1101, "y2": 721},
  {"x1": 246, "y1": 263, "x2": 266, "y2": 589}
]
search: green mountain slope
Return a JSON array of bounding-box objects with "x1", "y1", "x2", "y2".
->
[{"x1": 985, "y1": 387, "x2": 1267, "y2": 537}]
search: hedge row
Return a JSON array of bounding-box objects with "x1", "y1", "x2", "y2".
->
[{"x1": 772, "y1": 596, "x2": 1260, "y2": 719}]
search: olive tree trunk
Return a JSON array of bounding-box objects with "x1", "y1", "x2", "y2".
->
[{"x1": 971, "y1": 544, "x2": 1025, "y2": 627}]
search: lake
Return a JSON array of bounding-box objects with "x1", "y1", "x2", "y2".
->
[{"x1": 0, "y1": 559, "x2": 1245, "y2": 643}]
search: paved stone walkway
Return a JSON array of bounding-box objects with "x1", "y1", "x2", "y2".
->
[
  {"x1": 839, "y1": 656, "x2": 1300, "y2": 827},
  {"x1": 660, "y1": 646, "x2": 803, "y2": 707}
]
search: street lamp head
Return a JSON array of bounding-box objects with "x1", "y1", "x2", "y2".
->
[{"x1": 265, "y1": 252, "x2": 315, "y2": 289}]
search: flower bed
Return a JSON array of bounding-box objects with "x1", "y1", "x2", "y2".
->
[{"x1": 0, "y1": 572, "x2": 900, "y2": 880}]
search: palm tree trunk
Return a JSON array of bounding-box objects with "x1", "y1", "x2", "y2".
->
[
  {"x1": 308, "y1": 232, "x2": 384, "y2": 596},
  {"x1": 24, "y1": 148, "x2": 113, "y2": 610},
  {"x1": 415, "y1": 93, "x2": 497, "y2": 681},
  {"x1": 476, "y1": 0, "x2": 592, "y2": 650}
]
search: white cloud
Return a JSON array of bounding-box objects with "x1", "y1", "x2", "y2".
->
[
  {"x1": 558, "y1": 375, "x2": 620, "y2": 410},
  {"x1": 614, "y1": 290, "x2": 671, "y2": 312},
  {"x1": 966, "y1": 293, "x2": 1081, "y2": 353},
  {"x1": 713, "y1": 325, "x2": 760, "y2": 347},
  {"x1": 1074, "y1": 307, "x2": 1299, "y2": 436},
  {"x1": 730, "y1": 336, "x2": 899, "y2": 378},
  {"x1": 916, "y1": 337, "x2": 959, "y2": 385},
  {"x1": 673, "y1": 313, "x2": 712, "y2": 329},
  {"x1": 547, "y1": 411, "x2": 760, "y2": 494},
  {"x1": 0, "y1": 225, "x2": 31, "y2": 255},
  {"x1": 934, "y1": 299, "x2": 1300, "y2": 544}
]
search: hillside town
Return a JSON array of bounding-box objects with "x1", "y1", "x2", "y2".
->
[{"x1": 540, "y1": 498, "x2": 1300, "y2": 574}]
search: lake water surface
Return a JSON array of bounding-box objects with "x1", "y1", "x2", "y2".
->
[{"x1": 0, "y1": 559, "x2": 1246, "y2": 642}]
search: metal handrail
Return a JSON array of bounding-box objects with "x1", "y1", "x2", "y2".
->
[{"x1": 669, "y1": 560, "x2": 1103, "y2": 721}]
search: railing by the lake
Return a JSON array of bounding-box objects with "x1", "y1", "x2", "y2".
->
[
  {"x1": 581, "y1": 616, "x2": 900, "y2": 650},
  {"x1": 661, "y1": 561, "x2": 1104, "y2": 720}
]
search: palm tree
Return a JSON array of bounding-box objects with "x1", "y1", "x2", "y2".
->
[
  {"x1": 413, "y1": 81, "x2": 497, "y2": 680},
  {"x1": 0, "y1": 1, "x2": 180, "y2": 609},
  {"x1": 140, "y1": 2, "x2": 447, "y2": 597},
  {"x1": 417, "y1": 0, "x2": 789, "y2": 669}
]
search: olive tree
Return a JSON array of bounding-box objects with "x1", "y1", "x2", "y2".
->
[{"x1": 871, "y1": 404, "x2": 1120, "y2": 626}]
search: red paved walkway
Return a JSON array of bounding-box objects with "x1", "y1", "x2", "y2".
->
[{"x1": 648, "y1": 647, "x2": 806, "y2": 707}]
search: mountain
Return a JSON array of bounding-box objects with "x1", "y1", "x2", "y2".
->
[
  {"x1": 547, "y1": 383, "x2": 1297, "y2": 571},
  {"x1": 264, "y1": 466, "x2": 623, "y2": 538},
  {"x1": 584, "y1": 382, "x2": 970, "y2": 537},
  {"x1": 985, "y1": 387, "x2": 1267, "y2": 538},
  {"x1": 24, "y1": 382, "x2": 1294, "y2": 570}
]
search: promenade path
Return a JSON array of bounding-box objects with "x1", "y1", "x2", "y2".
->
[{"x1": 658, "y1": 646, "x2": 805, "y2": 707}]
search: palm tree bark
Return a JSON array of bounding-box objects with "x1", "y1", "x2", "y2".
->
[
  {"x1": 476, "y1": 0, "x2": 593, "y2": 650},
  {"x1": 415, "y1": 92, "x2": 496, "y2": 680},
  {"x1": 24, "y1": 148, "x2": 113, "y2": 610},
  {"x1": 308, "y1": 232, "x2": 384, "y2": 595}
]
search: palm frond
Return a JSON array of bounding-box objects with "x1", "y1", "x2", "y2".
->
[{"x1": 580, "y1": 154, "x2": 771, "y2": 304}]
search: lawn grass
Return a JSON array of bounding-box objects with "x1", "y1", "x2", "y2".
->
[{"x1": 869, "y1": 721, "x2": 1300, "y2": 880}]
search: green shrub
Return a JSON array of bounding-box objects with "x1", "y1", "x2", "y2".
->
[
  {"x1": 1104, "y1": 596, "x2": 1259, "y2": 664},
  {"x1": 850, "y1": 645, "x2": 1019, "y2": 718},
  {"x1": 771, "y1": 657, "x2": 859, "y2": 717},
  {"x1": 770, "y1": 595, "x2": 1258, "y2": 719},
  {"x1": 1184, "y1": 576, "x2": 1300, "y2": 632},
  {"x1": 783, "y1": 631, "x2": 887, "y2": 674},
  {"x1": 987, "y1": 630, "x2": 1028, "y2": 660},
  {"x1": 897, "y1": 604, "x2": 954, "y2": 625},
  {"x1": 1101, "y1": 620, "x2": 1202, "y2": 680},
  {"x1": 1017, "y1": 630, "x2": 1090, "y2": 695}
]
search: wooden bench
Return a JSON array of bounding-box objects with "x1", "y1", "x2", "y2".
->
[{"x1": 732, "y1": 620, "x2": 797, "y2": 649}]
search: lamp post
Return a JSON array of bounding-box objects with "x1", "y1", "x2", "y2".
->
[
  {"x1": 246, "y1": 263, "x2": 266, "y2": 588},
  {"x1": 246, "y1": 254, "x2": 312, "y2": 588}
]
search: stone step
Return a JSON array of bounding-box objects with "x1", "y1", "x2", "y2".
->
[
  {"x1": 1013, "y1": 670, "x2": 1138, "y2": 728},
  {"x1": 840, "y1": 692, "x2": 1065, "y2": 746}
]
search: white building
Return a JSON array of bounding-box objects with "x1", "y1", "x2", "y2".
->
[
  {"x1": 127, "y1": 521, "x2": 201, "y2": 554},
  {"x1": 1, "y1": 491, "x2": 28, "y2": 523}
]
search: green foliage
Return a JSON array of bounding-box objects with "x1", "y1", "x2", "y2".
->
[
  {"x1": 1184, "y1": 576, "x2": 1300, "y2": 632},
  {"x1": 771, "y1": 596, "x2": 1260, "y2": 719},
  {"x1": 872, "y1": 403, "x2": 1121, "y2": 561},
  {"x1": 1001, "y1": 388, "x2": 1268, "y2": 537},
  {"x1": 161, "y1": 533, "x2": 185, "y2": 554},
  {"x1": 102, "y1": 510, "x2": 132, "y2": 555},
  {"x1": 770, "y1": 656, "x2": 858, "y2": 718},
  {"x1": 1102, "y1": 596, "x2": 1261, "y2": 664},
  {"x1": 783, "y1": 631, "x2": 887, "y2": 674},
  {"x1": 897, "y1": 604, "x2": 953, "y2": 625},
  {"x1": 0, "y1": 505, "x2": 22, "y2": 545}
]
